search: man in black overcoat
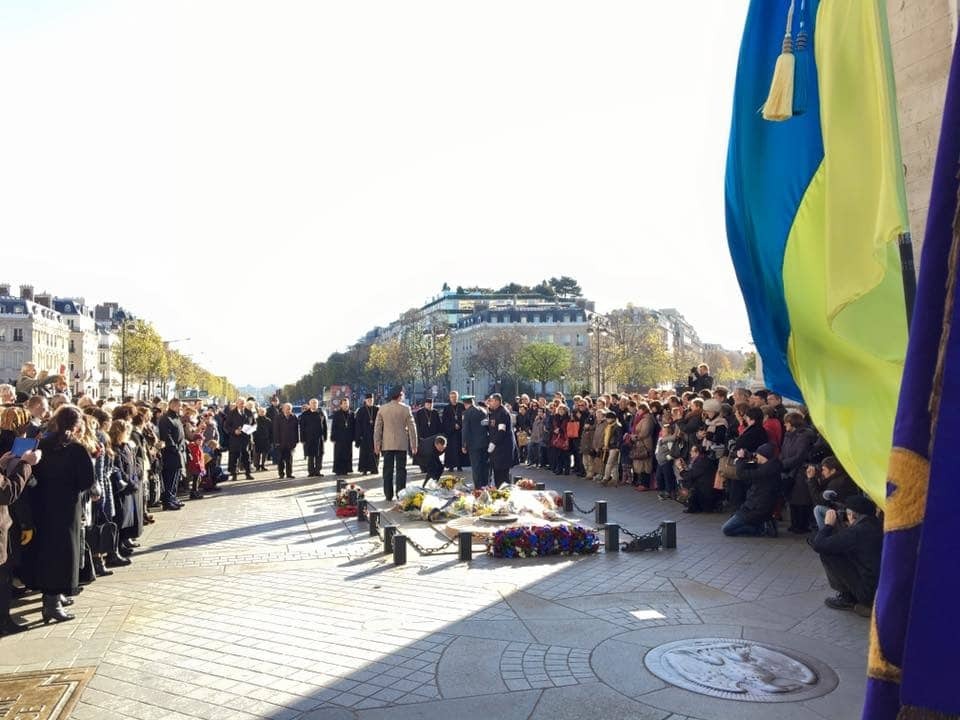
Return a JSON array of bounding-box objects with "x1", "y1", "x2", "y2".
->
[
  {"x1": 299, "y1": 399, "x2": 328, "y2": 477},
  {"x1": 441, "y1": 391, "x2": 465, "y2": 472},
  {"x1": 486, "y1": 393, "x2": 515, "y2": 487},
  {"x1": 414, "y1": 398, "x2": 442, "y2": 442},
  {"x1": 223, "y1": 399, "x2": 254, "y2": 481},
  {"x1": 354, "y1": 394, "x2": 379, "y2": 475},
  {"x1": 330, "y1": 398, "x2": 355, "y2": 476}
]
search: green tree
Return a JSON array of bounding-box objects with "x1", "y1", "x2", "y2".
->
[
  {"x1": 518, "y1": 342, "x2": 572, "y2": 394},
  {"x1": 113, "y1": 319, "x2": 167, "y2": 395},
  {"x1": 548, "y1": 275, "x2": 582, "y2": 298},
  {"x1": 464, "y1": 328, "x2": 523, "y2": 384}
]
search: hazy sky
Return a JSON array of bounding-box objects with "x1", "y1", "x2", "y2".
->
[{"x1": 0, "y1": 0, "x2": 752, "y2": 387}]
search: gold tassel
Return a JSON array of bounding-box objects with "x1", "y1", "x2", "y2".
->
[{"x1": 762, "y1": 1, "x2": 796, "y2": 122}]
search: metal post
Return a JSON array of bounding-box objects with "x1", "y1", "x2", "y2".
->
[
  {"x1": 368, "y1": 510, "x2": 380, "y2": 537},
  {"x1": 348, "y1": 489, "x2": 358, "y2": 506},
  {"x1": 898, "y1": 232, "x2": 917, "y2": 331},
  {"x1": 383, "y1": 525, "x2": 397, "y2": 554},
  {"x1": 595, "y1": 500, "x2": 607, "y2": 525},
  {"x1": 563, "y1": 491, "x2": 574, "y2": 513},
  {"x1": 662, "y1": 520, "x2": 677, "y2": 549},
  {"x1": 336, "y1": 477, "x2": 345, "y2": 492},
  {"x1": 357, "y1": 498, "x2": 367, "y2": 523},
  {"x1": 605, "y1": 523, "x2": 620, "y2": 552},
  {"x1": 512, "y1": 475, "x2": 523, "y2": 484},
  {"x1": 458, "y1": 531, "x2": 473, "y2": 562},
  {"x1": 535, "y1": 482, "x2": 545, "y2": 491},
  {"x1": 392, "y1": 533, "x2": 407, "y2": 565}
]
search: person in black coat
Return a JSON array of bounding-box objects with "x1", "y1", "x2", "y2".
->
[
  {"x1": 414, "y1": 398, "x2": 442, "y2": 442},
  {"x1": 728, "y1": 407, "x2": 768, "y2": 508},
  {"x1": 461, "y1": 397, "x2": 489, "y2": 488},
  {"x1": 223, "y1": 400, "x2": 254, "y2": 481},
  {"x1": 27, "y1": 406, "x2": 96, "y2": 623},
  {"x1": 689, "y1": 363, "x2": 714, "y2": 393},
  {"x1": 1, "y1": 447, "x2": 36, "y2": 635},
  {"x1": 812, "y1": 494, "x2": 882, "y2": 612},
  {"x1": 679, "y1": 445, "x2": 719, "y2": 513},
  {"x1": 354, "y1": 395, "x2": 379, "y2": 475},
  {"x1": 330, "y1": 398, "x2": 355, "y2": 476},
  {"x1": 253, "y1": 408, "x2": 272, "y2": 471},
  {"x1": 158, "y1": 399, "x2": 186, "y2": 510},
  {"x1": 486, "y1": 394, "x2": 515, "y2": 487},
  {"x1": 414, "y1": 435, "x2": 447, "y2": 482},
  {"x1": 273, "y1": 403, "x2": 299, "y2": 479},
  {"x1": 299, "y1": 400, "x2": 328, "y2": 477},
  {"x1": 721, "y1": 443, "x2": 781, "y2": 537},
  {"x1": 265, "y1": 397, "x2": 281, "y2": 465},
  {"x1": 441, "y1": 391, "x2": 466, "y2": 471}
]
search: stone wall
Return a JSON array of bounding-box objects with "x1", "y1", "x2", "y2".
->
[{"x1": 888, "y1": 0, "x2": 957, "y2": 260}]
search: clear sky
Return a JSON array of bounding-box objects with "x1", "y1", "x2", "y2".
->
[{"x1": 0, "y1": 0, "x2": 752, "y2": 387}]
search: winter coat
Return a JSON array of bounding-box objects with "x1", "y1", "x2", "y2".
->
[
  {"x1": 628, "y1": 413, "x2": 656, "y2": 474},
  {"x1": 273, "y1": 413, "x2": 300, "y2": 450},
  {"x1": 253, "y1": 416, "x2": 272, "y2": 451},
  {"x1": 26, "y1": 439, "x2": 96, "y2": 595},
  {"x1": 158, "y1": 411, "x2": 186, "y2": 471},
  {"x1": 530, "y1": 416, "x2": 546, "y2": 445},
  {"x1": 487, "y1": 405, "x2": 515, "y2": 470},
  {"x1": 299, "y1": 409, "x2": 328, "y2": 455},
  {"x1": 781, "y1": 427, "x2": 816, "y2": 505},
  {"x1": 0, "y1": 455, "x2": 31, "y2": 566},
  {"x1": 735, "y1": 457, "x2": 782, "y2": 525},
  {"x1": 733, "y1": 422, "x2": 768, "y2": 453},
  {"x1": 808, "y1": 469, "x2": 861, "y2": 507}
]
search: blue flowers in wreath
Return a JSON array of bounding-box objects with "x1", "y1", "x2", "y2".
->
[{"x1": 489, "y1": 525, "x2": 600, "y2": 558}]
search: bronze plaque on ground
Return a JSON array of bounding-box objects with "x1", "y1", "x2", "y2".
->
[{"x1": 0, "y1": 666, "x2": 95, "y2": 719}]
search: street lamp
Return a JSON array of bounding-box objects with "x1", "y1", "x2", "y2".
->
[
  {"x1": 469, "y1": 374, "x2": 475, "y2": 397},
  {"x1": 587, "y1": 314, "x2": 608, "y2": 396},
  {"x1": 116, "y1": 310, "x2": 134, "y2": 399},
  {"x1": 560, "y1": 373, "x2": 566, "y2": 396}
]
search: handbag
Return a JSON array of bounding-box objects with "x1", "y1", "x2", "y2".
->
[
  {"x1": 719, "y1": 455, "x2": 738, "y2": 481},
  {"x1": 550, "y1": 432, "x2": 569, "y2": 451},
  {"x1": 516, "y1": 430, "x2": 529, "y2": 447},
  {"x1": 629, "y1": 439, "x2": 650, "y2": 461},
  {"x1": 565, "y1": 421, "x2": 580, "y2": 439},
  {"x1": 713, "y1": 470, "x2": 726, "y2": 491}
]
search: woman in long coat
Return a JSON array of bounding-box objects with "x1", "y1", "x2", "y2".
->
[{"x1": 29, "y1": 405, "x2": 96, "y2": 623}]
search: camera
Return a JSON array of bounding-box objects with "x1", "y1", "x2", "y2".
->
[{"x1": 821, "y1": 489, "x2": 845, "y2": 513}]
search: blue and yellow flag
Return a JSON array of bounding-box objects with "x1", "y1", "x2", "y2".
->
[
  {"x1": 864, "y1": 34, "x2": 960, "y2": 720},
  {"x1": 725, "y1": 0, "x2": 908, "y2": 505}
]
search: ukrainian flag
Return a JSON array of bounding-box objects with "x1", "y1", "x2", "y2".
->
[{"x1": 725, "y1": 0, "x2": 908, "y2": 505}]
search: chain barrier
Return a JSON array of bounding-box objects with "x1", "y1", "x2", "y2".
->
[
  {"x1": 619, "y1": 524, "x2": 664, "y2": 552},
  {"x1": 404, "y1": 536, "x2": 457, "y2": 555},
  {"x1": 571, "y1": 500, "x2": 597, "y2": 515}
]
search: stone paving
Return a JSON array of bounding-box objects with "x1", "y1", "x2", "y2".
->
[{"x1": 0, "y1": 451, "x2": 870, "y2": 719}]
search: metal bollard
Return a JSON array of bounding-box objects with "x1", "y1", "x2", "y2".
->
[
  {"x1": 563, "y1": 491, "x2": 574, "y2": 513},
  {"x1": 535, "y1": 482, "x2": 545, "y2": 491},
  {"x1": 393, "y1": 533, "x2": 407, "y2": 565},
  {"x1": 458, "y1": 531, "x2": 473, "y2": 562},
  {"x1": 336, "y1": 477, "x2": 345, "y2": 492},
  {"x1": 513, "y1": 475, "x2": 523, "y2": 484},
  {"x1": 348, "y1": 489, "x2": 358, "y2": 506},
  {"x1": 368, "y1": 510, "x2": 380, "y2": 537},
  {"x1": 383, "y1": 525, "x2": 397, "y2": 554},
  {"x1": 356, "y1": 498, "x2": 367, "y2": 523},
  {"x1": 595, "y1": 500, "x2": 608, "y2": 525},
  {"x1": 662, "y1": 520, "x2": 677, "y2": 549},
  {"x1": 605, "y1": 523, "x2": 620, "y2": 552}
]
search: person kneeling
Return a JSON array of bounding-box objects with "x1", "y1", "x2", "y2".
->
[
  {"x1": 811, "y1": 494, "x2": 881, "y2": 617},
  {"x1": 721, "y1": 443, "x2": 780, "y2": 538},
  {"x1": 415, "y1": 435, "x2": 447, "y2": 483}
]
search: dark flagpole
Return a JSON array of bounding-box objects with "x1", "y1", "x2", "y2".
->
[{"x1": 899, "y1": 232, "x2": 917, "y2": 332}]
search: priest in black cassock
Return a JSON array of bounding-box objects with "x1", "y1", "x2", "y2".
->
[
  {"x1": 441, "y1": 390, "x2": 466, "y2": 471},
  {"x1": 354, "y1": 393, "x2": 379, "y2": 475},
  {"x1": 415, "y1": 397, "x2": 442, "y2": 441},
  {"x1": 330, "y1": 398, "x2": 355, "y2": 476}
]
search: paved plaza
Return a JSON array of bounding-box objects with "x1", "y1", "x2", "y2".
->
[{"x1": 0, "y1": 454, "x2": 869, "y2": 719}]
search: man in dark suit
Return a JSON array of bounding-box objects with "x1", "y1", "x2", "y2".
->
[
  {"x1": 461, "y1": 396, "x2": 489, "y2": 488},
  {"x1": 441, "y1": 391, "x2": 465, "y2": 472},
  {"x1": 299, "y1": 399, "x2": 328, "y2": 477},
  {"x1": 223, "y1": 399, "x2": 254, "y2": 481},
  {"x1": 414, "y1": 435, "x2": 447, "y2": 482},
  {"x1": 273, "y1": 403, "x2": 300, "y2": 479},
  {"x1": 486, "y1": 393, "x2": 515, "y2": 487},
  {"x1": 414, "y1": 398, "x2": 442, "y2": 441},
  {"x1": 157, "y1": 398, "x2": 186, "y2": 510}
]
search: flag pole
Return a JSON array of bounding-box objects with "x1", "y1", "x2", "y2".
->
[{"x1": 898, "y1": 232, "x2": 917, "y2": 332}]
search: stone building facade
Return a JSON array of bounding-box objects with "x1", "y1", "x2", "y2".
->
[{"x1": 0, "y1": 285, "x2": 69, "y2": 386}]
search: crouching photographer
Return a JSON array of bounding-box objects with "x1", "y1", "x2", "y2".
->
[
  {"x1": 720, "y1": 443, "x2": 780, "y2": 538},
  {"x1": 811, "y1": 494, "x2": 882, "y2": 617}
]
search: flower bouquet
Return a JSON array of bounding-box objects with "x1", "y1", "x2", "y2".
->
[
  {"x1": 335, "y1": 484, "x2": 365, "y2": 517},
  {"x1": 514, "y1": 478, "x2": 537, "y2": 490},
  {"x1": 396, "y1": 487, "x2": 426, "y2": 515},
  {"x1": 488, "y1": 525, "x2": 600, "y2": 559}
]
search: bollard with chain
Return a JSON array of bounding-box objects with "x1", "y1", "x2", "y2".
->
[
  {"x1": 662, "y1": 520, "x2": 677, "y2": 549},
  {"x1": 393, "y1": 533, "x2": 407, "y2": 565},
  {"x1": 605, "y1": 523, "x2": 620, "y2": 552},
  {"x1": 458, "y1": 531, "x2": 473, "y2": 562},
  {"x1": 356, "y1": 498, "x2": 367, "y2": 523},
  {"x1": 563, "y1": 491, "x2": 574, "y2": 513},
  {"x1": 336, "y1": 477, "x2": 345, "y2": 492},
  {"x1": 383, "y1": 525, "x2": 397, "y2": 554},
  {"x1": 368, "y1": 510, "x2": 380, "y2": 537},
  {"x1": 595, "y1": 500, "x2": 607, "y2": 525},
  {"x1": 535, "y1": 482, "x2": 545, "y2": 491}
]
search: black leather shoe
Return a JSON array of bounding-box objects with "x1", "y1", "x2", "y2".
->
[
  {"x1": 93, "y1": 557, "x2": 114, "y2": 577},
  {"x1": 105, "y1": 554, "x2": 132, "y2": 568},
  {"x1": 162, "y1": 503, "x2": 181, "y2": 511},
  {"x1": 58, "y1": 594, "x2": 75, "y2": 607},
  {"x1": 118, "y1": 545, "x2": 133, "y2": 557}
]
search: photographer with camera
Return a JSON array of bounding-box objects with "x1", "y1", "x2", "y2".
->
[
  {"x1": 721, "y1": 443, "x2": 781, "y2": 537},
  {"x1": 811, "y1": 494, "x2": 881, "y2": 616},
  {"x1": 807, "y1": 456, "x2": 861, "y2": 530}
]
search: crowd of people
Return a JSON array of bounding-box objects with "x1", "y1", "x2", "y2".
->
[{"x1": 1, "y1": 358, "x2": 883, "y2": 635}]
